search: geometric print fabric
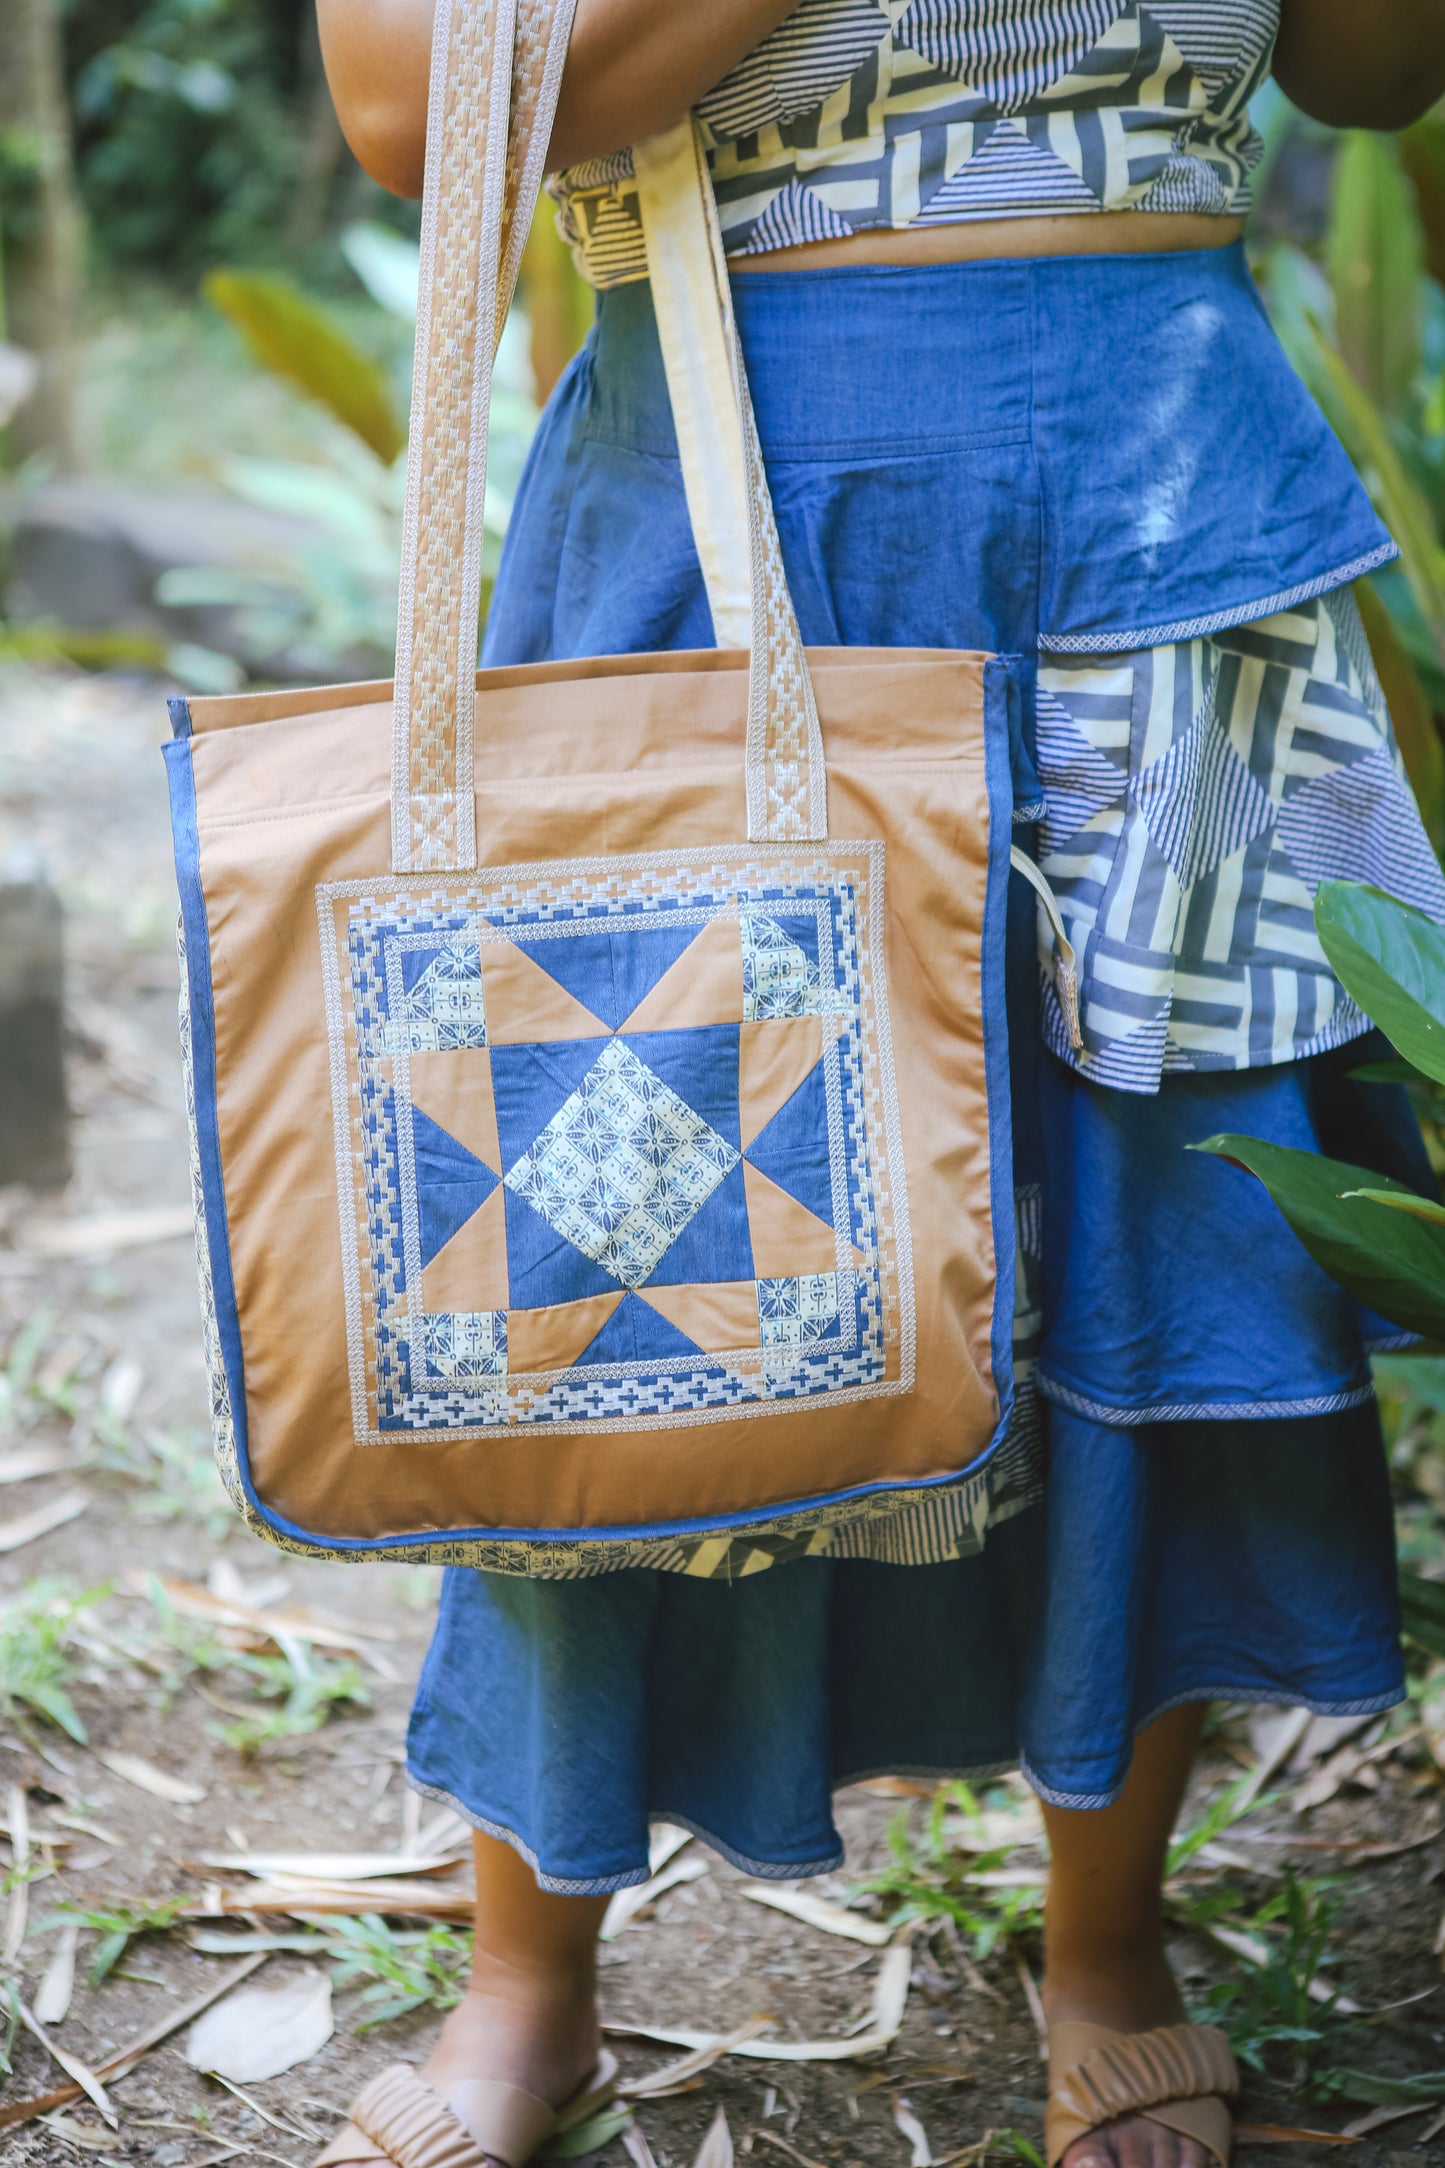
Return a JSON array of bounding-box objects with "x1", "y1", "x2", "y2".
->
[
  {"x1": 323, "y1": 848, "x2": 906, "y2": 1440},
  {"x1": 550, "y1": 0, "x2": 1276, "y2": 290},
  {"x1": 1032, "y1": 587, "x2": 1445, "y2": 1092}
]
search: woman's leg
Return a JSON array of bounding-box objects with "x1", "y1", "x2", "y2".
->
[
  {"x1": 1042, "y1": 1702, "x2": 1210, "y2": 2168},
  {"x1": 330, "y1": 1830, "x2": 607, "y2": 2164}
]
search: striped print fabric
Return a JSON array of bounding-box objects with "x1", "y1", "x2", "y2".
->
[
  {"x1": 548, "y1": 0, "x2": 1277, "y2": 289},
  {"x1": 1032, "y1": 588, "x2": 1445, "y2": 1092}
]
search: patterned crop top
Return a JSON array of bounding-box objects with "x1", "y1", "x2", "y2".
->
[{"x1": 550, "y1": 0, "x2": 1278, "y2": 289}]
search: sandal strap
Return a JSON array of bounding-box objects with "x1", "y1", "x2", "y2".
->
[
  {"x1": 1047, "y1": 2023, "x2": 1238, "y2": 2168},
  {"x1": 349, "y1": 2066, "x2": 490, "y2": 2168}
]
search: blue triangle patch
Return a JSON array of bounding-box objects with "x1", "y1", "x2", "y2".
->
[
  {"x1": 489, "y1": 1037, "x2": 611, "y2": 1172},
  {"x1": 411, "y1": 1107, "x2": 500, "y2": 1267},
  {"x1": 643, "y1": 1160, "x2": 755, "y2": 1289},
  {"x1": 576, "y1": 1292, "x2": 704, "y2": 1368},
  {"x1": 513, "y1": 921, "x2": 703, "y2": 1033},
  {"x1": 743, "y1": 1059, "x2": 834, "y2": 1227}
]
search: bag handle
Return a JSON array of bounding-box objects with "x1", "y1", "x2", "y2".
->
[
  {"x1": 633, "y1": 117, "x2": 826, "y2": 843},
  {"x1": 392, "y1": 0, "x2": 828, "y2": 871},
  {"x1": 392, "y1": 0, "x2": 578, "y2": 873}
]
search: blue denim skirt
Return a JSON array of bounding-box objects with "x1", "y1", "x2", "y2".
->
[{"x1": 407, "y1": 249, "x2": 1416, "y2": 1885}]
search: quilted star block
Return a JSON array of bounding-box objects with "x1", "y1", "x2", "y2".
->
[{"x1": 325, "y1": 848, "x2": 908, "y2": 1437}]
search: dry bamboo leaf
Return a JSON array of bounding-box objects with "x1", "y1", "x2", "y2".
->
[
  {"x1": 191, "y1": 1851, "x2": 462, "y2": 1881},
  {"x1": 619, "y1": 2018, "x2": 775, "y2": 2098},
  {"x1": 607, "y1": 1940, "x2": 912, "y2": 2066},
  {"x1": 20, "y1": 1207, "x2": 193, "y2": 1257},
  {"x1": 37, "y1": 2111, "x2": 112, "y2": 2151},
  {"x1": 737, "y1": 1887, "x2": 891, "y2": 1947},
  {"x1": 4, "y1": 1783, "x2": 30, "y2": 1964},
  {"x1": 1341, "y1": 2100, "x2": 1436, "y2": 2139},
  {"x1": 754, "y1": 2133, "x2": 828, "y2": 2168},
  {"x1": 892, "y1": 2096, "x2": 933, "y2": 2167},
  {"x1": 0, "y1": 1447, "x2": 89, "y2": 1486},
  {"x1": 0, "y1": 1490, "x2": 89, "y2": 1554},
  {"x1": 34, "y1": 1922, "x2": 79, "y2": 2026},
  {"x1": 0, "y1": 1953, "x2": 269, "y2": 2134},
  {"x1": 16, "y1": 2003, "x2": 116, "y2": 2127},
  {"x1": 601, "y1": 1851, "x2": 708, "y2": 1939},
  {"x1": 1239, "y1": 1706, "x2": 1313, "y2": 1807},
  {"x1": 123, "y1": 1570, "x2": 397, "y2": 1653},
  {"x1": 186, "y1": 1875, "x2": 474, "y2": 1919},
  {"x1": 1012, "y1": 1950, "x2": 1047, "y2": 2060},
  {"x1": 693, "y1": 2106, "x2": 733, "y2": 2168},
  {"x1": 190, "y1": 1930, "x2": 325, "y2": 1956},
  {"x1": 1232, "y1": 2125, "x2": 1356, "y2": 2146},
  {"x1": 622, "y1": 2122, "x2": 661, "y2": 2168},
  {"x1": 648, "y1": 1824, "x2": 692, "y2": 1874},
  {"x1": 186, "y1": 1967, "x2": 334, "y2": 2082},
  {"x1": 95, "y1": 1750, "x2": 205, "y2": 1805}
]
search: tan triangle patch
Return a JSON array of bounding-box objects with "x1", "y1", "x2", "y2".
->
[
  {"x1": 408, "y1": 1047, "x2": 501, "y2": 1174},
  {"x1": 507, "y1": 1291, "x2": 624, "y2": 1375},
  {"x1": 619, "y1": 915, "x2": 744, "y2": 1033},
  {"x1": 420, "y1": 1181, "x2": 509, "y2": 1314},
  {"x1": 743, "y1": 1161, "x2": 839, "y2": 1278},
  {"x1": 737, "y1": 1016, "x2": 823, "y2": 1152},
  {"x1": 481, "y1": 941, "x2": 608, "y2": 1044},
  {"x1": 636, "y1": 1279, "x2": 761, "y2": 1353}
]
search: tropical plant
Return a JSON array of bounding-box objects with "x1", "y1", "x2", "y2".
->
[
  {"x1": 1253, "y1": 101, "x2": 1445, "y2": 843},
  {"x1": 1193, "y1": 879, "x2": 1445, "y2": 1652}
]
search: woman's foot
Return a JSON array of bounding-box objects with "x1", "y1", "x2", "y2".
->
[{"x1": 1043, "y1": 1941, "x2": 1211, "y2": 2168}]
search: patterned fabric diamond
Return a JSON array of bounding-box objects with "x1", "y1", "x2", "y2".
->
[
  {"x1": 504, "y1": 1040, "x2": 740, "y2": 1288},
  {"x1": 742, "y1": 913, "x2": 824, "y2": 1020}
]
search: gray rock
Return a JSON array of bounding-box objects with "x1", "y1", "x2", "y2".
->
[{"x1": 0, "y1": 876, "x2": 69, "y2": 1189}]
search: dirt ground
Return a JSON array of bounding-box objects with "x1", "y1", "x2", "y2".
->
[{"x1": 0, "y1": 664, "x2": 1442, "y2": 2168}]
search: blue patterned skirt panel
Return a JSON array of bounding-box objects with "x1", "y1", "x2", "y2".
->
[{"x1": 403, "y1": 247, "x2": 1424, "y2": 1864}]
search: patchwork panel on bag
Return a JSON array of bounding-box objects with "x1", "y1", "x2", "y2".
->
[{"x1": 317, "y1": 845, "x2": 912, "y2": 1440}]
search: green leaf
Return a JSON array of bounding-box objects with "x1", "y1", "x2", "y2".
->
[
  {"x1": 1319, "y1": 2066, "x2": 1445, "y2": 2108},
  {"x1": 540, "y1": 2105, "x2": 633, "y2": 2159},
  {"x1": 1314, "y1": 881, "x2": 1445, "y2": 1086},
  {"x1": 1401, "y1": 1568, "x2": 1445, "y2": 1658},
  {"x1": 1190, "y1": 1134, "x2": 1445, "y2": 1341},
  {"x1": 1327, "y1": 133, "x2": 1424, "y2": 416},
  {"x1": 203, "y1": 270, "x2": 405, "y2": 464}
]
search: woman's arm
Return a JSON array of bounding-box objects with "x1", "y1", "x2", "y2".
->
[
  {"x1": 1273, "y1": 0, "x2": 1445, "y2": 131},
  {"x1": 316, "y1": 0, "x2": 797, "y2": 198}
]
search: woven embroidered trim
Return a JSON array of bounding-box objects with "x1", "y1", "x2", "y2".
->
[
  {"x1": 1032, "y1": 588, "x2": 1445, "y2": 1093},
  {"x1": 548, "y1": 0, "x2": 1276, "y2": 290},
  {"x1": 1036, "y1": 1370, "x2": 1378, "y2": 1427},
  {"x1": 318, "y1": 842, "x2": 918, "y2": 1445},
  {"x1": 1036, "y1": 543, "x2": 1401, "y2": 655}
]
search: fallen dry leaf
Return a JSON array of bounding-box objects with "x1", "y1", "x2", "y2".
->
[
  {"x1": 34, "y1": 1923, "x2": 78, "y2": 2027},
  {"x1": 737, "y1": 1886, "x2": 891, "y2": 1947},
  {"x1": 186, "y1": 1966, "x2": 333, "y2": 2082},
  {"x1": 125, "y1": 1569, "x2": 397, "y2": 1656},
  {"x1": 16, "y1": 2003, "x2": 116, "y2": 2128},
  {"x1": 0, "y1": 1447, "x2": 90, "y2": 1487},
  {"x1": 0, "y1": 1490, "x2": 89, "y2": 1554},
  {"x1": 648, "y1": 1823, "x2": 693, "y2": 1874},
  {"x1": 601, "y1": 1851, "x2": 708, "y2": 1939},
  {"x1": 188, "y1": 1874, "x2": 474, "y2": 1919},
  {"x1": 20, "y1": 1206, "x2": 193, "y2": 1257},
  {"x1": 893, "y1": 2096, "x2": 933, "y2": 2167},
  {"x1": 1232, "y1": 2126, "x2": 1356, "y2": 2147},
  {"x1": 622, "y1": 2122, "x2": 661, "y2": 2168},
  {"x1": 607, "y1": 1938, "x2": 913, "y2": 2066},
  {"x1": 0, "y1": 1954, "x2": 269, "y2": 2134},
  {"x1": 619, "y1": 2019, "x2": 775, "y2": 2099},
  {"x1": 1012, "y1": 1949, "x2": 1048, "y2": 2059},
  {"x1": 4, "y1": 1784, "x2": 30, "y2": 1964},
  {"x1": 191, "y1": 1850, "x2": 463, "y2": 1881},
  {"x1": 754, "y1": 2133, "x2": 828, "y2": 2168},
  {"x1": 693, "y1": 2106, "x2": 733, "y2": 2168},
  {"x1": 95, "y1": 1750, "x2": 205, "y2": 1805},
  {"x1": 36, "y1": 2111, "x2": 112, "y2": 2152}
]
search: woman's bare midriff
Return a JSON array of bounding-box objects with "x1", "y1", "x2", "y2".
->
[{"x1": 727, "y1": 209, "x2": 1245, "y2": 271}]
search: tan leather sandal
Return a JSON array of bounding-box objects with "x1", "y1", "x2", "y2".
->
[
  {"x1": 1045, "y1": 2022, "x2": 1238, "y2": 2168},
  {"x1": 314, "y1": 2050, "x2": 618, "y2": 2168}
]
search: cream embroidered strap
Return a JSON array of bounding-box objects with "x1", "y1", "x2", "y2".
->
[
  {"x1": 633, "y1": 116, "x2": 827, "y2": 843},
  {"x1": 392, "y1": 0, "x2": 579, "y2": 874}
]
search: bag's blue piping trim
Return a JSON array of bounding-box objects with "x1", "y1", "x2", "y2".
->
[
  {"x1": 164, "y1": 734, "x2": 252, "y2": 1502},
  {"x1": 1036, "y1": 540, "x2": 1399, "y2": 656},
  {"x1": 1035, "y1": 1368, "x2": 1377, "y2": 1426},
  {"x1": 169, "y1": 719, "x2": 1021, "y2": 1556},
  {"x1": 981, "y1": 655, "x2": 1021, "y2": 1448}
]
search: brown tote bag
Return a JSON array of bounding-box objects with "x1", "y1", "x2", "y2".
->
[{"x1": 165, "y1": 0, "x2": 1059, "y2": 1568}]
